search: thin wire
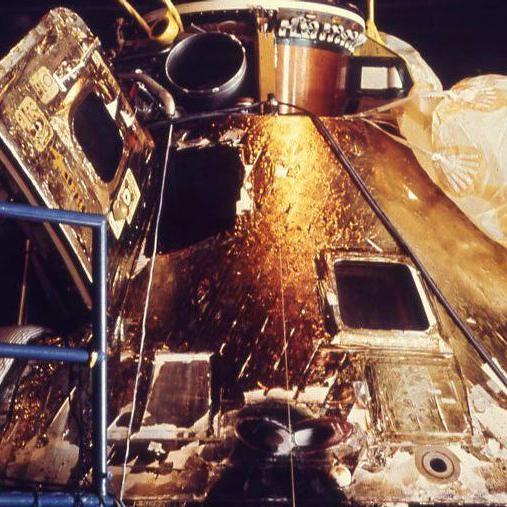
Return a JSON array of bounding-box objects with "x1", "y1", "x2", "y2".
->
[
  {"x1": 278, "y1": 246, "x2": 296, "y2": 507},
  {"x1": 119, "y1": 123, "x2": 174, "y2": 500},
  {"x1": 360, "y1": 117, "x2": 433, "y2": 158}
]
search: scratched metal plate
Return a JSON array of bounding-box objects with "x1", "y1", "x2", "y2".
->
[{"x1": 366, "y1": 353, "x2": 471, "y2": 440}]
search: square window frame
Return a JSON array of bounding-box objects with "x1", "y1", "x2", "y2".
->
[{"x1": 318, "y1": 250, "x2": 443, "y2": 352}]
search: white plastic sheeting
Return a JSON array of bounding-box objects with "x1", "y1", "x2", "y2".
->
[{"x1": 379, "y1": 35, "x2": 507, "y2": 248}]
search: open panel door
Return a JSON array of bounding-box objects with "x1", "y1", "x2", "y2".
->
[{"x1": 0, "y1": 8, "x2": 154, "y2": 307}]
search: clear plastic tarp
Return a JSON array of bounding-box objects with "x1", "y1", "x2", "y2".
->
[{"x1": 381, "y1": 34, "x2": 507, "y2": 248}]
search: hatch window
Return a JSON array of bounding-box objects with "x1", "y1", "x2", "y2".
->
[
  {"x1": 334, "y1": 260, "x2": 429, "y2": 331},
  {"x1": 73, "y1": 92, "x2": 123, "y2": 183},
  {"x1": 156, "y1": 144, "x2": 245, "y2": 251}
]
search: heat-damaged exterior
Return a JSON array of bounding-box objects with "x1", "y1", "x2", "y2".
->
[
  {"x1": 0, "y1": 8, "x2": 155, "y2": 307},
  {"x1": 0, "y1": 8, "x2": 507, "y2": 507}
]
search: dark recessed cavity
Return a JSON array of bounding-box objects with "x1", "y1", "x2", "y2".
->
[
  {"x1": 73, "y1": 91, "x2": 123, "y2": 183},
  {"x1": 151, "y1": 18, "x2": 169, "y2": 37},
  {"x1": 144, "y1": 360, "x2": 210, "y2": 428},
  {"x1": 167, "y1": 33, "x2": 244, "y2": 91},
  {"x1": 236, "y1": 418, "x2": 290, "y2": 455},
  {"x1": 334, "y1": 260, "x2": 429, "y2": 331},
  {"x1": 156, "y1": 145, "x2": 244, "y2": 252},
  {"x1": 430, "y1": 457, "x2": 448, "y2": 473}
]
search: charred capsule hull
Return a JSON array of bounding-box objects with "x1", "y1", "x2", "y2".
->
[
  {"x1": 0, "y1": 8, "x2": 156, "y2": 311},
  {"x1": 112, "y1": 116, "x2": 507, "y2": 504},
  {"x1": 0, "y1": 4, "x2": 506, "y2": 507}
]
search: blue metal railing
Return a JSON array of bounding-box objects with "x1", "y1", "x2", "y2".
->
[{"x1": 0, "y1": 202, "x2": 113, "y2": 506}]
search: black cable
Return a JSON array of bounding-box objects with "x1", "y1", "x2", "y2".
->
[
  {"x1": 68, "y1": 362, "x2": 91, "y2": 488},
  {"x1": 113, "y1": 46, "x2": 172, "y2": 64},
  {"x1": 148, "y1": 101, "x2": 264, "y2": 129},
  {"x1": 60, "y1": 328, "x2": 93, "y2": 491},
  {"x1": 275, "y1": 99, "x2": 507, "y2": 392}
]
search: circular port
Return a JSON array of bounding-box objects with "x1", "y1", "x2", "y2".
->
[
  {"x1": 415, "y1": 446, "x2": 461, "y2": 483},
  {"x1": 429, "y1": 457, "x2": 448, "y2": 474},
  {"x1": 165, "y1": 32, "x2": 247, "y2": 110}
]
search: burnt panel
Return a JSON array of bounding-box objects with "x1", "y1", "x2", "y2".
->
[
  {"x1": 143, "y1": 352, "x2": 212, "y2": 429},
  {"x1": 366, "y1": 354, "x2": 471, "y2": 440}
]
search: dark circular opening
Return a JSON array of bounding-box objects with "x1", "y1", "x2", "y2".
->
[
  {"x1": 429, "y1": 457, "x2": 448, "y2": 473},
  {"x1": 151, "y1": 18, "x2": 169, "y2": 37},
  {"x1": 166, "y1": 33, "x2": 244, "y2": 92}
]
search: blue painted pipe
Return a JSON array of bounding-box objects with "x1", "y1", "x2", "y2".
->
[
  {"x1": 0, "y1": 202, "x2": 104, "y2": 228},
  {"x1": 0, "y1": 492, "x2": 115, "y2": 506},
  {"x1": 92, "y1": 222, "x2": 108, "y2": 499},
  {"x1": 0, "y1": 343, "x2": 89, "y2": 364},
  {"x1": 0, "y1": 202, "x2": 110, "y2": 503}
]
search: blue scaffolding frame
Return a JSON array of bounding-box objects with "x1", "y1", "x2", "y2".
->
[{"x1": 0, "y1": 202, "x2": 114, "y2": 506}]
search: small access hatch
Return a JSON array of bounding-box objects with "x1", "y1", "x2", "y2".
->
[
  {"x1": 319, "y1": 252, "x2": 439, "y2": 351},
  {"x1": 334, "y1": 260, "x2": 429, "y2": 331}
]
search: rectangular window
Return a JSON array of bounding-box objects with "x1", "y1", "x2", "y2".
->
[
  {"x1": 156, "y1": 144, "x2": 244, "y2": 252},
  {"x1": 73, "y1": 92, "x2": 123, "y2": 183},
  {"x1": 334, "y1": 260, "x2": 429, "y2": 331}
]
